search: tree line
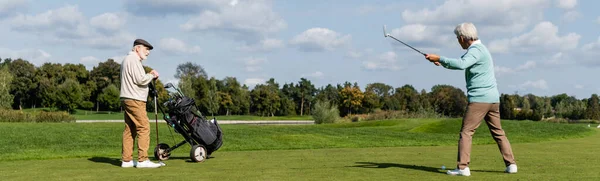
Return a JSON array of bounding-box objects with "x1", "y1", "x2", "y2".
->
[{"x1": 0, "y1": 58, "x2": 598, "y2": 121}]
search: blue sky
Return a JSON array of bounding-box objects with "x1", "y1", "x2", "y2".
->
[{"x1": 0, "y1": 0, "x2": 598, "y2": 99}]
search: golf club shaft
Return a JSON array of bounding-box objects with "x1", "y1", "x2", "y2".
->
[
  {"x1": 153, "y1": 80, "x2": 159, "y2": 144},
  {"x1": 387, "y1": 35, "x2": 426, "y2": 56}
]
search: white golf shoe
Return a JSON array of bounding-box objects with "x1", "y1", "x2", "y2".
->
[
  {"x1": 505, "y1": 164, "x2": 517, "y2": 173},
  {"x1": 446, "y1": 167, "x2": 471, "y2": 176},
  {"x1": 121, "y1": 161, "x2": 136, "y2": 168},
  {"x1": 136, "y1": 160, "x2": 162, "y2": 168}
]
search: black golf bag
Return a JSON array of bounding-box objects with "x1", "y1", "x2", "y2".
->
[
  {"x1": 165, "y1": 96, "x2": 223, "y2": 154},
  {"x1": 152, "y1": 82, "x2": 223, "y2": 162}
]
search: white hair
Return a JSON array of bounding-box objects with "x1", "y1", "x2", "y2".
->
[
  {"x1": 132, "y1": 45, "x2": 145, "y2": 52},
  {"x1": 454, "y1": 23, "x2": 478, "y2": 41}
]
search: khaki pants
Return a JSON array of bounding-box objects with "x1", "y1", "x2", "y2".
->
[
  {"x1": 457, "y1": 102, "x2": 516, "y2": 169},
  {"x1": 122, "y1": 99, "x2": 150, "y2": 162}
]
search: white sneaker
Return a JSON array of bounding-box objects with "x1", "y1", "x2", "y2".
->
[
  {"x1": 121, "y1": 161, "x2": 136, "y2": 168},
  {"x1": 505, "y1": 164, "x2": 517, "y2": 173},
  {"x1": 447, "y1": 167, "x2": 470, "y2": 176},
  {"x1": 136, "y1": 160, "x2": 162, "y2": 168}
]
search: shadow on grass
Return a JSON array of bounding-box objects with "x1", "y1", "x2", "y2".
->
[
  {"x1": 349, "y1": 162, "x2": 444, "y2": 174},
  {"x1": 88, "y1": 156, "x2": 217, "y2": 166},
  {"x1": 88, "y1": 157, "x2": 121, "y2": 167},
  {"x1": 471, "y1": 169, "x2": 505, "y2": 173}
]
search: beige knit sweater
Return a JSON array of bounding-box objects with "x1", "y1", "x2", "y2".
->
[{"x1": 119, "y1": 51, "x2": 154, "y2": 102}]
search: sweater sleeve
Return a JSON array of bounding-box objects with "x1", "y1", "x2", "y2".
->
[
  {"x1": 129, "y1": 61, "x2": 154, "y2": 86},
  {"x1": 439, "y1": 47, "x2": 481, "y2": 70}
]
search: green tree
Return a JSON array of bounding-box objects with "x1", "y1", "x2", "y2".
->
[
  {"x1": 0, "y1": 66, "x2": 14, "y2": 109},
  {"x1": 97, "y1": 84, "x2": 121, "y2": 112},
  {"x1": 339, "y1": 85, "x2": 364, "y2": 115},
  {"x1": 429, "y1": 85, "x2": 467, "y2": 117},
  {"x1": 205, "y1": 77, "x2": 221, "y2": 116},
  {"x1": 585, "y1": 94, "x2": 600, "y2": 120},
  {"x1": 7, "y1": 59, "x2": 36, "y2": 109},
  {"x1": 296, "y1": 78, "x2": 316, "y2": 116},
  {"x1": 55, "y1": 79, "x2": 83, "y2": 113},
  {"x1": 90, "y1": 59, "x2": 121, "y2": 111}
]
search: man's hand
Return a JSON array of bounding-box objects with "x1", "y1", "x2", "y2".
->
[
  {"x1": 150, "y1": 70, "x2": 160, "y2": 79},
  {"x1": 433, "y1": 62, "x2": 441, "y2": 66},
  {"x1": 425, "y1": 54, "x2": 440, "y2": 62}
]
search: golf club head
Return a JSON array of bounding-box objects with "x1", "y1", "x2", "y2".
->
[
  {"x1": 164, "y1": 83, "x2": 174, "y2": 89},
  {"x1": 383, "y1": 25, "x2": 388, "y2": 37}
]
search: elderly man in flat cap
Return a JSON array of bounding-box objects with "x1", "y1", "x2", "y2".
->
[
  {"x1": 425, "y1": 23, "x2": 517, "y2": 176},
  {"x1": 119, "y1": 39, "x2": 163, "y2": 168}
]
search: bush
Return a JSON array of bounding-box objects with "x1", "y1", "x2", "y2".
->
[
  {"x1": 0, "y1": 109, "x2": 33, "y2": 122},
  {"x1": 36, "y1": 111, "x2": 76, "y2": 123},
  {"x1": 364, "y1": 109, "x2": 446, "y2": 121},
  {"x1": 0, "y1": 109, "x2": 75, "y2": 123},
  {"x1": 311, "y1": 100, "x2": 340, "y2": 124}
]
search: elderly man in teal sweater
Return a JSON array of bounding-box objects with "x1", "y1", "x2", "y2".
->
[{"x1": 425, "y1": 22, "x2": 517, "y2": 176}]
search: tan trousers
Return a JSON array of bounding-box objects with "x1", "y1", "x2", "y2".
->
[
  {"x1": 457, "y1": 102, "x2": 516, "y2": 169},
  {"x1": 122, "y1": 99, "x2": 150, "y2": 162}
]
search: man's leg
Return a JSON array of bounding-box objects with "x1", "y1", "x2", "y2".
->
[
  {"x1": 457, "y1": 103, "x2": 489, "y2": 169},
  {"x1": 122, "y1": 101, "x2": 137, "y2": 162},
  {"x1": 123, "y1": 100, "x2": 150, "y2": 162},
  {"x1": 484, "y1": 103, "x2": 516, "y2": 166}
]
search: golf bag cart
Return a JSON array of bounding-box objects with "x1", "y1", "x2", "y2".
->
[{"x1": 149, "y1": 82, "x2": 223, "y2": 162}]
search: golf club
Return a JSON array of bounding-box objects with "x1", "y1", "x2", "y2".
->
[{"x1": 383, "y1": 25, "x2": 426, "y2": 56}]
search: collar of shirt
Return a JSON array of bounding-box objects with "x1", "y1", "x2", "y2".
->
[{"x1": 469, "y1": 39, "x2": 482, "y2": 48}]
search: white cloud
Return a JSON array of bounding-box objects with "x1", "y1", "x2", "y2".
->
[
  {"x1": 401, "y1": 0, "x2": 551, "y2": 34},
  {"x1": 362, "y1": 51, "x2": 401, "y2": 71},
  {"x1": 302, "y1": 71, "x2": 324, "y2": 79},
  {"x1": 159, "y1": 38, "x2": 202, "y2": 55},
  {"x1": 597, "y1": 16, "x2": 600, "y2": 24},
  {"x1": 80, "y1": 56, "x2": 99, "y2": 63},
  {"x1": 243, "y1": 57, "x2": 267, "y2": 73},
  {"x1": 290, "y1": 28, "x2": 351, "y2": 52},
  {"x1": 494, "y1": 61, "x2": 536, "y2": 76},
  {"x1": 346, "y1": 50, "x2": 362, "y2": 59},
  {"x1": 244, "y1": 78, "x2": 264, "y2": 86},
  {"x1": 0, "y1": 0, "x2": 28, "y2": 18},
  {"x1": 125, "y1": 0, "x2": 227, "y2": 16},
  {"x1": 575, "y1": 84, "x2": 584, "y2": 89},
  {"x1": 237, "y1": 38, "x2": 284, "y2": 52},
  {"x1": 8, "y1": 5, "x2": 135, "y2": 50},
  {"x1": 557, "y1": 0, "x2": 577, "y2": 9},
  {"x1": 561, "y1": 10, "x2": 581, "y2": 22},
  {"x1": 80, "y1": 56, "x2": 100, "y2": 70},
  {"x1": 0, "y1": 48, "x2": 51, "y2": 65},
  {"x1": 488, "y1": 21, "x2": 580, "y2": 54},
  {"x1": 388, "y1": 24, "x2": 453, "y2": 48},
  {"x1": 180, "y1": 0, "x2": 286, "y2": 44},
  {"x1": 90, "y1": 13, "x2": 125, "y2": 33},
  {"x1": 519, "y1": 79, "x2": 549, "y2": 90}
]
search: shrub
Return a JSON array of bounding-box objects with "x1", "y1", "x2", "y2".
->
[
  {"x1": 36, "y1": 111, "x2": 76, "y2": 123},
  {"x1": 0, "y1": 109, "x2": 33, "y2": 122},
  {"x1": 312, "y1": 100, "x2": 340, "y2": 124},
  {"x1": 364, "y1": 109, "x2": 446, "y2": 121},
  {"x1": 0, "y1": 109, "x2": 75, "y2": 123}
]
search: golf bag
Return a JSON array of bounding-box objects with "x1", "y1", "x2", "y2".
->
[{"x1": 165, "y1": 96, "x2": 223, "y2": 154}]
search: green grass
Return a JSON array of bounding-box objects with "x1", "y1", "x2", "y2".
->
[
  {"x1": 19, "y1": 108, "x2": 312, "y2": 120},
  {"x1": 0, "y1": 119, "x2": 597, "y2": 180},
  {"x1": 0, "y1": 119, "x2": 592, "y2": 161}
]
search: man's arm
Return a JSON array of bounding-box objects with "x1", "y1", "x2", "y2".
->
[{"x1": 438, "y1": 47, "x2": 481, "y2": 70}]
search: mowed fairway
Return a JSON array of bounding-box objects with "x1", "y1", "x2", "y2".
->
[{"x1": 0, "y1": 119, "x2": 598, "y2": 180}]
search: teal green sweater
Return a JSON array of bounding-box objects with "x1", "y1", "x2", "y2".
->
[{"x1": 439, "y1": 41, "x2": 500, "y2": 103}]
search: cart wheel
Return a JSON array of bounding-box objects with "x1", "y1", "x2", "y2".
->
[
  {"x1": 154, "y1": 143, "x2": 171, "y2": 161},
  {"x1": 190, "y1": 145, "x2": 207, "y2": 162}
]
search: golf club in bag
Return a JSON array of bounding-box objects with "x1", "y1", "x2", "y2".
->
[
  {"x1": 383, "y1": 25, "x2": 427, "y2": 56},
  {"x1": 149, "y1": 81, "x2": 223, "y2": 163}
]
